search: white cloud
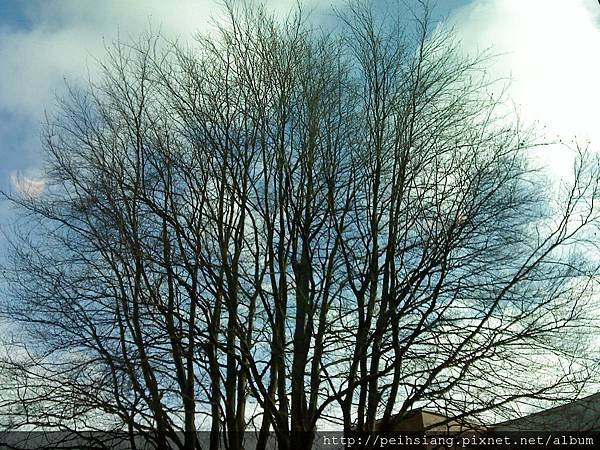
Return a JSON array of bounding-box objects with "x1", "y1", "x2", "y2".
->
[
  {"x1": 0, "y1": 1, "x2": 222, "y2": 190},
  {"x1": 0, "y1": 0, "x2": 339, "y2": 183},
  {"x1": 0, "y1": 0, "x2": 339, "y2": 118},
  {"x1": 0, "y1": 1, "x2": 218, "y2": 120},
  {"x1": 447, "y1": 0, "x2": 600, "y2": 178},
  {"x1": 3, "y1": 0, "x2": 598, "y2": 183}
]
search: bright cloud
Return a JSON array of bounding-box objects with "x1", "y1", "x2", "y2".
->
[{"x1": 447, "y1": 0, "x2": 600, "y2": 178}]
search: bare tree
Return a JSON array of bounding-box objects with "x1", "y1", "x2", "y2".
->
[{"x1": 1, "y1": 2, "x2": 600, "y2": 450}]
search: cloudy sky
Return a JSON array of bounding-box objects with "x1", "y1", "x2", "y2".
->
[{"x1": 0, "y1": 0, "x2": 599, "y2": 218}]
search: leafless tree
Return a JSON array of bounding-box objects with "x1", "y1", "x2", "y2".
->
[{"x1": 1, "y1": 2, "x2": 600, "y2": 450}]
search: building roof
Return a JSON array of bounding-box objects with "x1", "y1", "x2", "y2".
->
[
  {"x1": 376, "y1": 408, "x2": 483, "y2": 433},
  {"x1": 379, "y1": 394, "x2": 600, "y2": 433},
  {"x1": 493, "y1": 393, "x2": 600, "y2": 432}
]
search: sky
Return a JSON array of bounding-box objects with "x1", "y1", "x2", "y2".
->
[
  {"x1": 0, "y1": 0, "x2": 599, "y2": 426},
  {"x1": 0, "y1": 0, "x2": 600, "y2": 220}
]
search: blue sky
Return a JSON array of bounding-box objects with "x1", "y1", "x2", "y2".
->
[{"x1": 1, "y1": 0, "x2": 600, "y2": 223}]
